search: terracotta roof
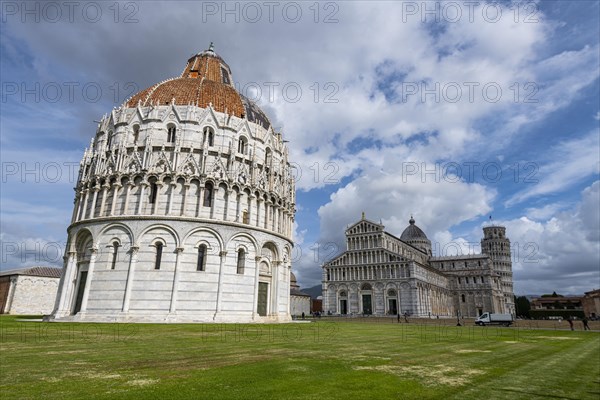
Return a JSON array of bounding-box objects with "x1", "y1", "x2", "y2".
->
[
  {"x1": 0, "y1": 266, "x2": 62, "y2": 278},
  {"x1": 124, "y1": 45, "x2": 271, "y2": 128}
]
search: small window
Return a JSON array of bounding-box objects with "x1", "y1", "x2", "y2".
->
[
  {"x1": 107, "y1": 131, "x2": 113, "y2": 148},
  {"x1": 238, "y1": 136, "x2": 248, "y2": 154},
  {"x1": 204, "y1": 127, "x2": 214, "y2": 146},
  {"x1": 458, "y1": 277, "x2": 462, "y2": 284},
  {"x1": 264, "y1": 148, "x2": 272, "y2": 167},
  {"x1": 203, "y1": 183, "x2": 213, "y2": 207},
  {"x1": 466, "y1": 277, "x2": 469, "y2": 284},
  {"x1": 167, "y1": 125, "x2": 176, "y2": 143},
  {"x1": 242, "y1": 210, "x2": 249, "y2": 224},
  {"x1": 154, "y1": 243, "x2": 163, "y2": 270},
  {"x1": 133, "y1": 125, "x2": 140, "y2": 143},
  {"x1": 461, "y1": 294, "x2": 466, "y2": 303},
  {"x1": 197, "y1": 245, "x2": 207, "y2": 271},
  {"x1": 110, "y1": 241, "x2": 119, "y2": 270},
  {"x1": 149, "y1": 181, "x2": 158, "y2": 204},
  {"x1": 464, "y1": 262, "x2": 467, "y2": 267},
  {"x1": 237, "y1": 249, "x2": 245, "y2": 274}
]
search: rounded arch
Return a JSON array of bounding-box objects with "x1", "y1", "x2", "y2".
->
[
  {"x1": 99, "y1": 222, "x2": 134, "y2": 242},
  {"x1": 183, "y1": 226, "x2": 224, "y2": 252},
  {"x1": 139, "y1": 223, "x2": 181, "y2": 247},
  {"x1": 261, "y1": 241, "x2": 279, "y2": 262},
  {"x1": 74, "y1": 228, "x2": 94, "y2": 253},
  {"x1": 227, "y1": 232, "x2": 258, "y2": 254}
]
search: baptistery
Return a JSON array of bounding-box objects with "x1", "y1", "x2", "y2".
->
[{"x1": 51, "y1": 44, "x2": 295, "y2": 322}]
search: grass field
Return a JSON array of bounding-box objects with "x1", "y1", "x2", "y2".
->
[{"x1": 1, "y1": 316, "x2": 598, "y2": 400}]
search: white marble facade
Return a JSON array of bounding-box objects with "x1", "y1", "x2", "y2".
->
[
  {"x1": 322, "y1": 217, "x2": 513, "y2": 318},
  {"x1": 51, "y1": 46, "x2": 295, "y2": 323}
]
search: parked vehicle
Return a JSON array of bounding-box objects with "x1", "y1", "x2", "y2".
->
[{"x1": 475, "y1": 313, "x2": 514, "y2": 326}]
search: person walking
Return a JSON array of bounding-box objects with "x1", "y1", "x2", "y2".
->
[
  {"x1": 567, "y1": 316, "x2": 574, "y2": 331},
  {"x1": 582, "y1": 316, "x2": 590, "y2": 331}
]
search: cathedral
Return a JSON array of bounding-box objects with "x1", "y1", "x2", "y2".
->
[
  {"x1": 50, "y1": 44, "x2": 296, "y2": 323},
  {"x1": 322, "y1": 215, "x2": 514, "y2": 318}
]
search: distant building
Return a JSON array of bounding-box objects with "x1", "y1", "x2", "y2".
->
[
  {"x1": 322, "y1": 215, "x2": 514, "y2": 318},
  {"x1": 311, "y1": 298, "x2": 323, "y2": 313},
  {"x1": 0, "y1": 267, "x2": 61, "y2": 315},
  {"x1": 290, "y1": 272, "x2": 311, "y2": 317},
  {"x1": 582, "y1": 289, "x2": 600, "y2": 318},
  {"x1": 529, "y1": 294, "x2": 585, "y2": 319}
]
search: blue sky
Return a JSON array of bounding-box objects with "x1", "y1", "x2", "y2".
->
[{"x1": 1, "y1": 1, "x2": 599, "y2": 295}]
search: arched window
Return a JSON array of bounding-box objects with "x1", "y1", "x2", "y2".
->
[
  {"x1": 110, "y1": 241, "x2": 119, "y2": 270},
  {"x1": 204, "y1": 127, "x2": 214, "y2": 146},
  {"x1": 107, "y1": 131, "x2": 113, "y2": 148},
  {"x1": 203, "y1": 182, "x2": 213, "y2": 207},
  {"x1": 264, "y1": 148, "x2": 272, "y2": 167},
  {"x1": 149, "y1": 180, "x2": 158, "y2": 204},
  {"x1": 167, "y1": 124, "x2": 176, "y2": 143},
  {"x1": 133, "y1": 124, "x2": 140, "y2": 143},
  {"x1": 237, "y1": 248, "x2": 245, "y2": 274},
  {"x1": 197, "y1": 244, "x2": 207, "y2": 271},
  {"x1": 238, "y1": 136, "x2": 247, "y2": 154},
  {"x1": 154, "y1": 242, "x2": 163, "y2": 270}
]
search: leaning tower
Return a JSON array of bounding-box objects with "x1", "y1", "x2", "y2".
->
[
  {"x1": 51, "y1": 44, "x2": 296, "y2": 323},
  {"x1": 481, "y1": 225, "x2": 514, "y2": 315}
]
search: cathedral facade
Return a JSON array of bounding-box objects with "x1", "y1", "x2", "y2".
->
[
  {"x1": 51, "y1": 45, "x2": 296, "y2": 323},
  {"x1": 322, "y1": 216, "x2": 514, "y2": 318}
]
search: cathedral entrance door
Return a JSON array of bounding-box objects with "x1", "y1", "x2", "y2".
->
[
  {"x1": 362, "y1": 294, "x2": 372, "y2": 315},
  {"x1": 257, "y1": 282, "x2": 268, "y2": 316},
  {"x1": 72, "y1": 271, "x2": 87, "y2": 314},
  {"x1": 388, "y1": 299, "x2": 398, "y2": 315},
  {"x1": 340, "y1": 299, "x2": 348, "y2": 315}
]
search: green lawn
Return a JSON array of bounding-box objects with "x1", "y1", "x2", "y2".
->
[{"x1": 1, "y1": 316, "x2": 598, "y2": 399}]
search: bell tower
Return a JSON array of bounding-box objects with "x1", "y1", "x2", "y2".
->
[{"x1": 481, "y1": 225, "x2": 514, "y2": 315}]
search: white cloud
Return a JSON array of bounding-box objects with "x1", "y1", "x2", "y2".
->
[
  {"x1": 496, "y1": 181, "x2": 599, "y2": 294},
  {"x1": 505, "y1": 130, "x2": 600, "y2": 206}
]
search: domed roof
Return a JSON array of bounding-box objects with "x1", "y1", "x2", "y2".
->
[
  {"x1": 400, "y1": 216, "x2": 429, "y2": 241},
  {"x1": 290, "y1": 272, "x2": 299, "y2": 290},
  {"x1": 124, "y1": 43, "x2": 271, "y2": 129}
]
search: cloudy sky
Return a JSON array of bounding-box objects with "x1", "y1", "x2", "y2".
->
[{"x1": 1, "y1": 1, "x2": 599, "y2": 295}]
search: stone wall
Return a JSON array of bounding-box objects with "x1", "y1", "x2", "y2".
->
[{"x1": 5, "y1": 276, "x2": 59, "y2": 315}]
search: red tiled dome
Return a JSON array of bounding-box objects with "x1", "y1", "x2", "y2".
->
[{"x1": 125, "y1": 44, "x2": 271, "y2": 128}]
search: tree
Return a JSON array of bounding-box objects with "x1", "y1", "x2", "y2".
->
[{"x1": 515, "y1": 295, "x2": 531, "y2": 318}]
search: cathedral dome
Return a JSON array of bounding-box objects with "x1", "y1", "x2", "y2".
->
[
  {"x1": 125, "y1": 43, "x2": 271, "y2": 129},
  {"x1": 400, "y1": 217, "x2": 429, "y2": 241}
]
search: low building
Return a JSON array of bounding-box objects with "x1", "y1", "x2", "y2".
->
[
  {"x1": 582, "y1": 289, "x2": 600, "y2": 318},
  {"x1": 530, "y1": 295, "x2": 584, "y2": 319},
  {"x1": 0, "y1": 267, "x2": 62, "y2": 315},
  {"x1": 311, "y1": 298, "x2": 323, "y2": 313},
  {"x1": 290, "y1": 272, "x2": 311, "y2": 317}
]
